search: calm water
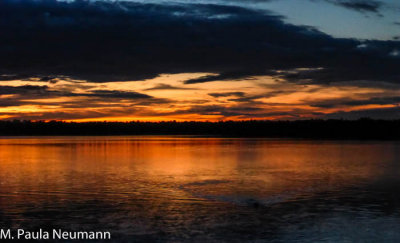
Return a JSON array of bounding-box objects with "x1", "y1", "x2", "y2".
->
[{"x1": 0, "y1": 137, "x2": 400, "y2": 242}]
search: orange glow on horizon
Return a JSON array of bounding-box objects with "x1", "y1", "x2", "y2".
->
[{"x1": 1, "y1": 73, "x2": 399, "y2": 121}]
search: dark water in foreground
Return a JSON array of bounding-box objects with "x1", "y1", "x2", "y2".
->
[{"x1": 0, "y1": 137, "x2": 400, "y2": 242}]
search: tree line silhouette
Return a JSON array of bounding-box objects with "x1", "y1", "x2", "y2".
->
[{"x1": 0, "y1": 119, "x2": 399, "y2": 139}]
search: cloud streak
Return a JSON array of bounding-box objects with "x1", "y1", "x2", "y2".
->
[
  {"x1": 324, "y1": 0, "x2": 383, "y2": 13},
  {"x1": 145, "y1": 83, "x2": 195, "y2": 90}
]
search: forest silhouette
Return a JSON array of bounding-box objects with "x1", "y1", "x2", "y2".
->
[{"x1": 0, "y1": 119, "x2": 399, "y2": 139}]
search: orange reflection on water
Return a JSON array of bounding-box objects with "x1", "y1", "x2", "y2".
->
[
  {"x1": 1, "y1": 137, "x2": 400, "y2": 240},
  {"x1": 0, "y1": 137, "x2": 397, "y2": 198}
]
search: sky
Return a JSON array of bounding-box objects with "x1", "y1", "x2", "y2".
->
[{"x1": 1, "y1": 0, "x2": 400, "y2": 121}]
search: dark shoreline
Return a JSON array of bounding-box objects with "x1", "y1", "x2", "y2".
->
[{"x1": 0, "y1": 119, "x2": 399, "y2": 140}]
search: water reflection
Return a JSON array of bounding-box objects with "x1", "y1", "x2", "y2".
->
[{"x1": 0, "y1": 137, "x2": 399, "y2": 241}]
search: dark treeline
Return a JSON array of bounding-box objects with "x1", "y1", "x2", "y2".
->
[{"x1": 0, "y1": 119, "x2": 399, "y2": 139}]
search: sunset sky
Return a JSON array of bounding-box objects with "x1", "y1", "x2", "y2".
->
[{"x1": 1, "y1": 0, "x2": 400, "y2": 121}]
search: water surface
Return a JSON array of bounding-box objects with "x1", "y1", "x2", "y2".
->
[{"x1": 0, "y1": 137, "x2": 399, "y2": 242}]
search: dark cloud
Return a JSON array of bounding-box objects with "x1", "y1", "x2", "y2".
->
[
  {"x1": 228, "y1": 95, "x2": 265, "y2": 103},
  {"x1": 327, "y1": 80, "x2": 400, "y2": 90},
  {"x1": 0, "y1": 85, "x2": 49, "y2": 95},
  {"x1": 78, "y1": 90, "x2": 152, "y2": 99},
  {"x1": 326, "y1": 0, "x2": 383, "y2": 13},
  {"x1": 144, "y1": 83, "x2": 195, "y2": 90},
  {"x1": 184, "y1": 71, "x2": 268, "y2": 84},
  {"x1": 0, "y1": 85, "x2": 151, "y2": 99},
  {"x1": 208, "y1": 91, "x2": 291, "y2": 104},
  {"x1": 2, "y1": 0, "x2": 398, "y2": 87},
  {"x1": 323, "y1": 107, "x2": 400, "y2": 120},
  {"x1": 0, "y1": 74, "x2": 31, "y2": 81},
  {"x1": 309, "y1": 96, "x2": 400, "y2": 108},
  {"x1": 208, "y1": 92, "x2": 246, "y2": 98},
  {"x1": 0, "y1": 85, "x2": 154, "y2": 107},
  {"x1": 38, "y1": 76, "x2": 59, "y2": 83},
  {"x1": 277, "y1": 41, "x2": 400, "y2": 85}
]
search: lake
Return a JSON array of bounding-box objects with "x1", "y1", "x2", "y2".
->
[{"x1": 0, "y1": 137, "x2": 399, "y2": 242}]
